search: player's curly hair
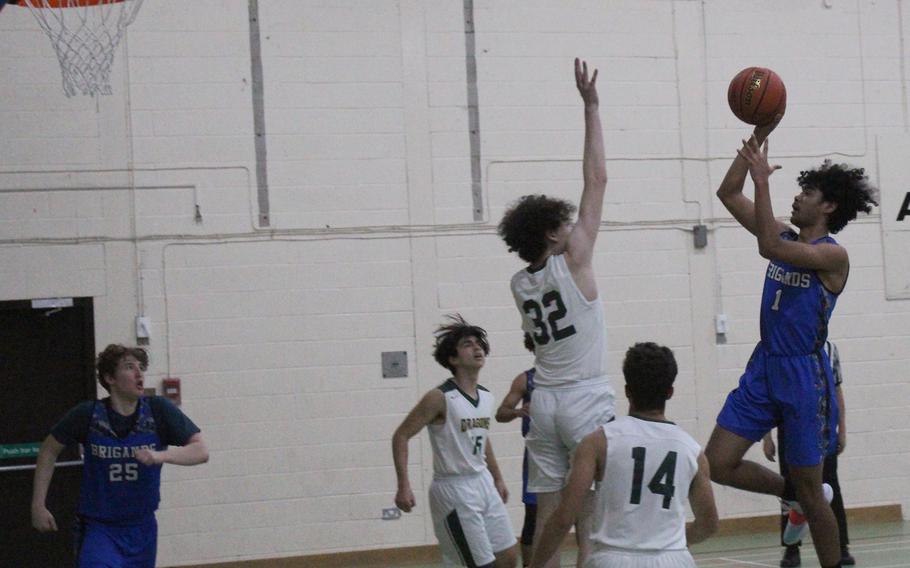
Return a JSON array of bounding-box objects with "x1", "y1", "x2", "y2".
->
[
  {"x1": 432, "y1": 314, "x2": 490, "y2": 373},
  {"x1": 623, "y1": 342, "x2": 677, "y2": 412},
  {"x1": 797, "y1": 160, "x2": 878, "y2": 234},
  {"x1": 96, "y1": 344, "x2": 148, "y2": 392},
  {"x1": 498, "y1": 195, "x2": 577, "y2": 263}
]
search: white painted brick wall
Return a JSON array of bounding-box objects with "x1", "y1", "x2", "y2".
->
[{"x1": 2, "y1": 1, "x2": 910, "y2": 565}]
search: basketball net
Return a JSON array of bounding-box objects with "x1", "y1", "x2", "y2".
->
[{"x1": 19, "y1": 0, "x2": 144, "y2": 97}]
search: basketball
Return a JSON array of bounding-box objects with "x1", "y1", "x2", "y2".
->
[{"x1": 727, "y1": 67, "x2": 786, "y2": 126}]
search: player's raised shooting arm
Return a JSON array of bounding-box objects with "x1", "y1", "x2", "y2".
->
[
  {"x1": 738, "y1": 136, "x2": 844, "y2": 272},
  {"x1": 686, "y1": 452, "x2": 719, "y2": 545},
  {"x1": 746, "y1": 135, "x2": 789, "y2": 257},
  {"x1": 495, "y1": 372, "x2": 529, "y2": 423},
  {"x1": 391, "y1": 389, "x2": 445, "y2": 511},
  {"x1": 716, "y1": 150, "x2": 760, "y2": 235},
  {"x1": 530, "y1": 430, "x2": 604, "y2": 568},
  {"x1": 567, "y1": 57, "x2": 606, "y2": 267},
  {"x1": 717, "y1": 118, "x2": 787, "y2": 236}
]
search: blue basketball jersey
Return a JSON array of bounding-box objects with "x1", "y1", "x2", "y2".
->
[
  {"x1": 520, "y1": 368, "x2": 536, "y2": 438},
  {"x1": 760, "y1": 232, "x2": 840, "y2": 355},
  {"x1": 79, "y1": 398, "x2": 163, "y2": 523}
]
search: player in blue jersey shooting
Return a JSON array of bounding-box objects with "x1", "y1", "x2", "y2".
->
[
  {"x1": 31, "y1": 344, "x2": 208, "y2": 568},
  {"x1": 706, "y1": 120, "x2": 876, "y2": 568}
]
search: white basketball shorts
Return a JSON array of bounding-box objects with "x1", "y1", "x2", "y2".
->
[
  {"x1": 585, "y1": 548, "x2": 696, "y2": 568},
  {"x1": 526, "y1": 379, "x2": 615, "y2": 493},
  {"x1": 429, "y1": 470, "x2": 516, "y2": 567}
]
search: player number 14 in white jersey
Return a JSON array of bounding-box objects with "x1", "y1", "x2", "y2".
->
[{"x1": 630, "y1": 447, "x2": 678, "y2": 509}]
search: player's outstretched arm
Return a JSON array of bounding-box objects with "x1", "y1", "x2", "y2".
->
[
  {"x1": 31, "y1": 435, "x2": 65, "y2": 532},
  {"x1": 716, "y1": 116, "x2": 786, "y2": 236},
  {"x1": 529, "y1": 430, "x2": 604, "y2": 568},
  {"x1": 136, "y1": 433, "x2": 209, "y2": 466},
  {"x1": 566, "y1": 57, "x2": 606, "y2": 270},
  {"x1": 391, "y1": 389, "x2": 445, "y2": 512},
  {"x1": 741, "y1": 135, "x2": 784, "y2": 251},
  {"x1": 686, "y1": 452, "x2": 719, "y2": 545},
  {"x1": 495, "y1": 372, "x2": 529, "y2": 423}
]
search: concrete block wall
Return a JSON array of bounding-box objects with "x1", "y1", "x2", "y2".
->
[{"x1": 1, "y1": 1, "x2": 909, "y2": 565}]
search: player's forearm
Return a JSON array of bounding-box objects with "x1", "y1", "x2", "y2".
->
[
  {"x1": 494, "y1": 406, "x2": 518, "y2": 423},
  {"x1": 529, "y1": 514, "x2": 572, "y2": 568},
  {"x1": 31, "y1": 443, "x2": 60, "y2": 508},
  {"x1": 31, "y1": 461, "x2": 55, "y2": 509},
  {"x1": 837, "y1": 387, "x2": 847, "y2": 432},
  {"x1": 686, "y1": 516, "x2": 717, "y2": 545},
  {"x1": 582, "y1": 105, "x2": 607, "y2": 187},
  {"x1": 753, "y1": 180, "x2": 779, "y2": 256},
  {"x1": 575, "y1": 105, "x2": 607, "y2": 241},
  {"x1": 716, "y1": 152, "x2": 751, "y2": 202},
  {"x1": 392, "y1": 433, "x2": 411, "y2": 490},
  {"x1": 161, "y1": 439, "x2": 209, "y2": 466},
  {"x1": 686, "y1": 499, "x2": 719, "y2": 545},
  {"x1": 484, "y1": 441, "x2": 504, "y2": 483}
]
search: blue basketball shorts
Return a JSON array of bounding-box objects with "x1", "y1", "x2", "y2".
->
[
  {"x1": 75, "y1": 514, "x2": 157, "y2": 568},
  {"x1": 717, "y1": 344, "x2": 838, "y2": 467}
]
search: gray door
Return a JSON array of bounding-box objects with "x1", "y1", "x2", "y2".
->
[{"x1": 0, "y1": 298, "x2": 95, "y2": 567}]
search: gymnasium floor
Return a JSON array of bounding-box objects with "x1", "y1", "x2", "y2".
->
[
  {"x1": 690, "y1": 521, "x2": 910, "y2": 568},
  {"x1": 350, "y1": 521, "x2": 910, "y2": 568}
]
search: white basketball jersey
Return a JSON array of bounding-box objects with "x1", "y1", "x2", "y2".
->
[
  {"x1": 590, "y1": 416, "x2": 701, "y2": 551},
  {"x1": 428, "y1": 379, "x2": 495, "y2": 478},
  {"x1": 510, "y1": 254, "x2": 608, "y2": 387}
]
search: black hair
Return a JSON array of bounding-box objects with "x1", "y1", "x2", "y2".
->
[
  {"x1": 797, "y1": 160, "x2": 878, "y2": 233},
  {"x1": 622, "y1": 342, "x2": 677, "y2": 412},
  {"x1": 498, "y1": 195, "x2": 576, "y2": 263},
  {"x1": 432, "y1": 314, "x2": 490, "y2": 373}
]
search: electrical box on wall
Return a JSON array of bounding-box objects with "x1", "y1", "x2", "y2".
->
[
  {"x1": 136, "y1": 316, "x2": 151, "y2": 339},
  {"x1": 693, "y1": 224, "x2": 708, "y2": 249},
  {"x1": 162, "y1": 378, "x2": 181, "y2": 405},
  {"x1": 382, "y1": 351, "x2": 408, "y2": 378}
]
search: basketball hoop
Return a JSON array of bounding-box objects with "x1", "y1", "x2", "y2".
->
[{"x1": 17, "y1": 0, "x2": 144, "y2": 97}]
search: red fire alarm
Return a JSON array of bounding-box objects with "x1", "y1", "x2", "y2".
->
[{"x1": 162, "y1": 378, "x2": 181, "y2": 406}]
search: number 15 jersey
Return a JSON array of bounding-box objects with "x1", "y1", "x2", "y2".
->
[
  {"x1": 510, "y1": 254, "x2": 608, "y2": 388},
  {"x1": 428, "y1": 379, "x2": 494, "y2": 478},
  {"x1": 591, "y1": 416, "x2": 700, "y2": 551}
]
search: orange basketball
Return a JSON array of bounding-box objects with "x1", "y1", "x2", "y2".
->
[{"x1": 727, "y1": 67, "x2": 786, "y2": 126}]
